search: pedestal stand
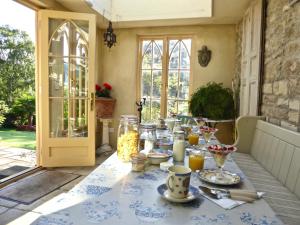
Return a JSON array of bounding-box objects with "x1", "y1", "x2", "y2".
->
[{"x1": 96, "y1": 118, "x2": 113, "y2": 155}]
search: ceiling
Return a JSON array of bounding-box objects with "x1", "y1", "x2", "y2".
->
[{"x1": 37, "y1": 0, "x2": 252, "y2": 28}]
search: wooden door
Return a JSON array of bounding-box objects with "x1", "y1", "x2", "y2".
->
[
  {"x1": 38, "y1": 10, "x2": 96, "y2": 167},
  {"x1": 240, "y1": 0, "x2": 262, "y2": 116}
]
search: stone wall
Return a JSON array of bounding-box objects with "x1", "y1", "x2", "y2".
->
[{"x1": 262, "y1": 0, "x2": 300, "y2": 131}]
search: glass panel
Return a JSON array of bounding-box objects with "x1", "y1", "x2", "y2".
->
[
  {"x1": 168, "y1": 70, "x2": 178, "y2": 98},
  {"x1": 178, "y1": 101, "x2": 189, "y2": 115},
  {"x1": 155, "y1": 40, "x2": 163, "y2": 53},
  {"x1": 142, "y1": 40, "x2": 151, "y2": 53},
  {"x1": 70, "y1": 20, "x2": 88, "y2": 57},
  {"x1": 169, "y1": 41, "x2": 179, "y2": 69},
  {"x1": 142, "y1": 100, "x2": 151, "y2": 122},
  {"x1": 182, "y1": 39, "x2": 192, "y2": 55},
  {"x1": 179, "y1": 71, "x2": 189, "y2": 99},
  {"x1": 151, "y1": 100, "x2": 161, "y2": 121},
  {"x1": 141, "y1": 70, "x2": 151, "y2": 97},
  {"x1": 70, "y1": 99, "x2": 88, "y2": 137},
  {"x1": 180, "y1": 43, "x2": 190, "y2": 69},
  {"x1": 69, "y1": 58, "x2": 88, "y2": 97},
  {"x1": 49, "y1": 98, "x2": 68, "y2": 138},
  {"x1": 142, "y1": 42, "x2": 152, "y2": 69},
  {"x1": 167, "y1": 100, "x2": 177, "y2": 116},
  {"x1": 153, "y1": 43, "x2": 162, "y2": 69},
  {"x1": 49, "y1": 20, "x2": 69, "y2": 56},
  {"x1": 152, "y1": 70, "x2": 162, "y2": 98},
  {"x1": 49, "y1": 57, "x2": 69, "y2": 97}
]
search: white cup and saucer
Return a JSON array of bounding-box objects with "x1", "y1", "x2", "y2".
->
[{"x1": 157, "y1": 165, "x2": 200, "y2": 203}]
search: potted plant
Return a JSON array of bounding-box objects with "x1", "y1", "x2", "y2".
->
[
  {"x1": 189, "y1": 82, "x2": 234, "y2": 120},
  {"x1": 95, "y1": 82, "x2": 116, "y2": 118}
]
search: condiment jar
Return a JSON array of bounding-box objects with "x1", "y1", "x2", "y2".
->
[
  {"x1": 131, "y1": 153, "x2": 147, "y2": 172},
  {"x1": 139, "y1": 123, "x2": 157, "y2": 152},
  {"x1": 117, "y1": 115, "x2": 139, "y2": 162},
  {"x1": 172, "y1": 131, "x2": 185, "y2": 162}
]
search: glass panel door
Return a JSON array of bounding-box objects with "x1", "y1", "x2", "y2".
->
[{"x1": 38, "y1": 10, "x2": 96, "y2": 167}]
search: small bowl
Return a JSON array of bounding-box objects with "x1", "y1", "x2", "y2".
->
[{"x1": 147, "y1": 150, "x2": 172, "y2": 165}]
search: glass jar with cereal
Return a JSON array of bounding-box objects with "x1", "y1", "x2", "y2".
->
[{"x1": 117, "y1": 115, "x2": 139, "y2": 161}]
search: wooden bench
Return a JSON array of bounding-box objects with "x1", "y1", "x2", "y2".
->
[{"x1": 233, "y1": 116, "x2": 300, "y2": 225}]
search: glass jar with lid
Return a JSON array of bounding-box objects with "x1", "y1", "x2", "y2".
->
[
  {"x1": 139, "y1": 123, "x2": 157, "y2": 152},
  {"x1": 173, "y1": 119, "x2": 182, "y2": 133},
  {"x1": 117, "y1": 115, "x2": 139, "y2": 162},
  {"x1": 172, "y1": 130, "x2": 185, "y2": 162}
]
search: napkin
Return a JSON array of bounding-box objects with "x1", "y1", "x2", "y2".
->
[
  {"x1": 199, "y1": 190, "x2": 265, "y2": 210},
  {"x1": 199, "y1": 189, "x2": 245, "y2": 209}
]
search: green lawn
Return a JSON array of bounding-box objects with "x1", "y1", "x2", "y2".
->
[{"x1": 0, "y1": 129, "x2": 36, "y2": 150}]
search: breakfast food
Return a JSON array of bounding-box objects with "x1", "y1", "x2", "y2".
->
[
  {"x1": 117, "y1": 130, "x2": 139, "y2": 162},
  {"x1": 208, "y1": 145, "x2": 237, "y2": 168}
]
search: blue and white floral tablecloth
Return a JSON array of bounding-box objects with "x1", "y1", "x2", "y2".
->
[{"x1": 10, "y1": 153, "x2": 283, "y2": 225}]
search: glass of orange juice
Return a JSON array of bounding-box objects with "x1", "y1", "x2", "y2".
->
[
  {"x1": 188, "y1": 133, "x2": 199, "y2": 146},
  {"x1": 189, "y1": 150, "x2": 204, "y2": 172}
]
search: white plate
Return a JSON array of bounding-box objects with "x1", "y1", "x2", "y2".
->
[
  {"x1": 157, "y1": 184, "x2": 199, "y2": 203},
  {"x1": 198, "y1": 169, "x2": 241, "y2": 186}
]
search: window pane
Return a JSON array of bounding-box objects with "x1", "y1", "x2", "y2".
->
[
  {"x1": 151, "y1": 100, "x2": 161, "y2": 120},
  {"x1": 69, "y1": 99, "x2": 88, "y2": 137},
  {"x1": 178, "y1": 101, "x2": 188, "y2": 115},
  {"x1": 142, "y1": 100, "x2": 151, "y2": 122},
  {"x1": 142, "y1": 40, "x2": 151, "y2": 53},
  {"x1": 180, "y1": 43, "x2": 190, "y2": 69},
  {"x1": 49, "y1": 98, "x2": 68, "y2": 137},
  {"x1": 142, "y1": 43, "x2": 152, "y2": 69},
  {"x1": 179, "y1": 71, "x2": 189, "y2": 99},
  {"x1": 49, "y1": 57, "x2": 68, "y2": 97},
  {"x1": 182, "y1": 39, "x2": 191, "y2": 55},
  {"x1": 152, "y1": 70, "x2": 162, "y2": 98},
  {"x1": 141, "y1": 70, "x2": 151, "y2": 97},
  {"x1": 169, "y1": 41, "x2": 179, "y2": 69},
  {"x1": 167, "y1": 100, "x2": 177, "y2": 116},
  {"x1": 153, "y1": 43, "x2": 162, "y2": 69},
  {"x1": 168, "y1": 70, "x2": 178, "y2": 98}
]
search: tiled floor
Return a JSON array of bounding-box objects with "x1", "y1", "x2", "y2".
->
[
  {"x1": 0, "y1": 147, "x2": 36, "y2": 175},
  {"x1": 0, "y1": 153, "x2": 112, "y2": 225}
]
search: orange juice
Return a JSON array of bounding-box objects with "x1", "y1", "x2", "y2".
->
[
  {"x1": 188, "y1": 133, "x2": 199, "y2": 145},
  {"x1": 189, "y1": 154, "x2": 204, "y2": 171}
]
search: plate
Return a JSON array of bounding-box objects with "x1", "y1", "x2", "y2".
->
[
  {"x1": 157, "y1": 184, "x2": 200, "y2": 203},
  {"x1": 198, "y1": 169, "x2": 241, "y2": 186}
]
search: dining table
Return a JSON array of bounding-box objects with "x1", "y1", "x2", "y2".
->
[{"x1": 10, "y1": 143, "x2": 283, "y2": 225}]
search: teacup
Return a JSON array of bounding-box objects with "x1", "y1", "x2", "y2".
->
[{"x1": 166, "y1": 165, "x2": 192, "y2": 199}]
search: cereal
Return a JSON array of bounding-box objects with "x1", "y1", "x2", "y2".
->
[{"x1": 117, "y1": 130, "x2": 139, "y2": 162}]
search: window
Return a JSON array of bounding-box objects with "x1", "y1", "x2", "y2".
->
[{"x1": 138, "y1": 37, "x2": 191, "y2": 122}]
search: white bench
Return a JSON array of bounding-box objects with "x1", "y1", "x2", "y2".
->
[{"x1": 233, "y1": 116, "x2": 300, "y2": 225}]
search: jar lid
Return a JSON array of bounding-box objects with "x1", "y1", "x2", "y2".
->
[
  {"x1": 173, "y1": 130, "x2": 184, "y2": 134},
  {"x1": 140, "y1": 123, "x2": 156, "y2": 129}
]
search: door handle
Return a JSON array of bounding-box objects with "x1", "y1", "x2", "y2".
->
[{"x1": 90, "y1": 92, "x2": 95, "y2": 111}]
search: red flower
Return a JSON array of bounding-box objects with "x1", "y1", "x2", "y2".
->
[
  {"x1": 95, "y1": 84, "x2": 101, "y2": 91},
  {"x1": 103, "y1": 82, "x2": 112, "y2": 90}
]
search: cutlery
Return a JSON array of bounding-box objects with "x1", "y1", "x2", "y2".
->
[{"x1": 199, "y1": 186, "x2": 256, "y2": 203}]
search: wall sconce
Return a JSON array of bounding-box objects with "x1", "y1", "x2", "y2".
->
[
  {"x1": 103, "y1": 21, "x2": 116, "y2": 48},
  {"x1": 198, "y1": 45, "x2": 211, "y2": 67}
]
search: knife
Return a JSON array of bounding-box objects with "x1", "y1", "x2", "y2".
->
[{"x1": 199, "y1": 186, "x2": 256, "y2": 203}]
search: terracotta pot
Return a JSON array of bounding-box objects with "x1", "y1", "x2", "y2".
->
[{"x1": 95, "y1": 97, "x2": 116, "y2": 118}]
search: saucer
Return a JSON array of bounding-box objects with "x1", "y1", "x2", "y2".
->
[
  {"x1": 198, "y1": 169, "x2": 241, "y2": 186},
  {"x1": 157, "y1": 184, "x2": 199, "y2": 203}
]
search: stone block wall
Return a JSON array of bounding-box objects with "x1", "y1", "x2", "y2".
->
[
  {"x1": 235, "y1": 0, "x2": 300, "y2": 132},
  {"x1": 262, "y1": 0, "x2": 300, "y2": 131}
]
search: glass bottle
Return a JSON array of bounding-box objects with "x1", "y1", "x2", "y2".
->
[
  {"x1": 139, "y1": 124, "x2": 157, "y2": 152},
  {"x1": 172, "y1": 131, "x2": 185, "y2": 162},
  {"x1": 173, "y1": 119, "x2": 182, "y2": 133},
  {"x1": 117, "y1": 115, "x2": 139, "y2": 162}
]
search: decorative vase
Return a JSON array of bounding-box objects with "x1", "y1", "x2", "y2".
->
[{"x1": 95, "y1": 97, "x2": 116, "y2": 118}]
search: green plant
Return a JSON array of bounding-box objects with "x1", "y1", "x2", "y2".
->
[
  {"x1": 189, "y1": 82, "x2": 234, "y2": 120},
  {"x1": 0, "y1": 100, "x2": 9, "y2": 126},
  {"x1": 11, "y1": 93, "x2": 35, "y2": 126},
  {"x1": 95, "y1": 83, "x2": 112, "y2": 98}
]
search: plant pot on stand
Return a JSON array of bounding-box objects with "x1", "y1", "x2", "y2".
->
[{"x1": 95, "y1": 97, "x2": 116, "y2": 118}]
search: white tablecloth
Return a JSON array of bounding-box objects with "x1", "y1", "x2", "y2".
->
[{"x1": 10, "y1": 152, "x2": 283, "y2": 225}]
